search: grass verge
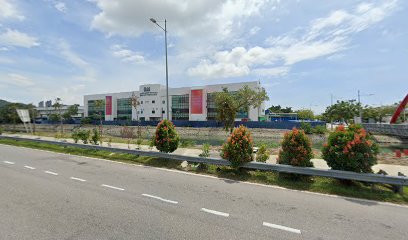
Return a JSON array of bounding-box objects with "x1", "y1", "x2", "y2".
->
[{"x1": 0, "y1": 138, "x2": 407, "y2": 205}]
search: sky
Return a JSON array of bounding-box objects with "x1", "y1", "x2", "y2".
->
[{"x1": 0, "y1": 0, "x2": 407, "y2": 113}]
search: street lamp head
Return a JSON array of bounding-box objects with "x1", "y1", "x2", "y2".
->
[{"x1": 150, "y1": 18, "x2": 157, "y2": 24}]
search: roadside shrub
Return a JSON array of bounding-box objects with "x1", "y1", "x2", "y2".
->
[
  {"x1": 300, "y1": 122, "x2": 313, "y2": 134},
  {"x1": 199, "y1": 143, "x2": 211, "y2": 158},
  {"x1": 0, "y1": 127, "x2": 3, "y2": 135},
  {"x1": 136, "y1": 138, "x2": 143, "y2": 148},
  {"x1": 221, "y1": 125, "x2": 253, "y2": 168},
  {"x1": 80, "y1": 117, "x2": 93, "y2": 125},
  {"x1": 322, "y1": 124, "x2": 379, "y2": 173},
  {"x1": 278, "y1": 128, "x2": 313, "y2": 167},
  {"x1": 77, "y1": 129, "x2": 90, "y2": 144},
  {"x1": 71, "y1": 131, "x2": 80, "y2": 143},
  {"x1": 256, "y1": 144, "x2": 269, "y2": 162},
  {"x1": 91, "y1": 128, "x2": 101, "y2": 145},
  {"x1": 313, "y1": 125, "x2": 327, "y2": 134},
  {"x1": 179, "y1": 139, "x2": 196, "y2": 148},
  {"x1": 154, "y1": 120, "x2": 180, "y2": 153}
]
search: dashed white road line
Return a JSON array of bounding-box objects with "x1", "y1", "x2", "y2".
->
[
  {"x1": 3, "y1": 161, "x2": 15, "y2": 165},
  {"x1": 142, "y1": 194, "x2": 178, "y2": 204},
  {"x1": 101, "y1": 184, "x2": 124, "y2": 191},
  {"x1": 200, "y1": 208, "x2": 229, "y2": 217},
  {"x1": 262, "y1": 222, "x2": 301, "y2": 234},
  {"x1": 70, "y1": 177, "x2": 86, "y2": 182},
  {"x1": 44, "y1": 170, "x2": 58, "y2": 176},
  {"x1": 24, "y1": 165, "x2": 36, "y2": 170}
]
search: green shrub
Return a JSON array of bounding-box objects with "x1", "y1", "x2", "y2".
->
[
  {"x1": 91, "y1": 128, "x2": 101, "y2": 145},
  {"x1": 300, "y1": 122, "x2": 313, "y2": 134},
  {"x1": 256, "y1": 144, "x2": 269, "y2": 162},
  {"x1": 221, "y1": 125, "x2": 253, "y2": 168},
  {"x1": 80, "y1": 117, "x2": 93, "y2": 125},
  {"x1": 313, "y1": 125, "x2": 327, "y2": 134},
  {"x1": 199, "y1": 143, "x2": 211, "y2": 158},
  {"x1": 71, "y1": 131, "x2": 80, "y2": 143},
  {"x1": 148, "y1": 137, "x2": 154, "y2": 150},
  {"x1": 0, "y1": 127, "x2": 3, "y2": 135},
  {"x1": 136, "y1": 138, "x2": 143, "y2": 148},
  {"x1": 278, "y1": 128, "x2": 313, "y2": 167},
  {"x1": 77, "y1": 129, "x2": 90, "y2": 144},
  {"x1": 154, "y1": 120, "x2": 180, "y2": 153},
  {"x1": 179, "y1": 139, "x2": 196, "y2": 148},
  {"x1": 322, "y1": 124, "x2": 378, "y2": 173}
]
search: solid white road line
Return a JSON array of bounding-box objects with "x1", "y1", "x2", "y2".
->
[
  {"x1": 200, "y1": 208, "x2": 229, "y2": 217},
  {"x1": 70, "y1": 177, "x2": 86, "y2": 182},
  {"x1": 101, "y1": 184, "x2": 124, "y2": 191},
  {"x1": 262, "y1": 222, "x2": 301, "y2": 234},
  {"x1": 3, "y1": 161, "x2": 15, "y2": 165},
  {"x1": 44, "y1": 171, "x2": 58, "y2": 176},
  {"x1": 142, "y1": 194, "x2": 178, "y2": 204},
  {"x1": 24, "y1": 165, "x2": 36, "y2": 170}
]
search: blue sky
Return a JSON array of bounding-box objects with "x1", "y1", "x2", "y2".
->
[{"x1": 0, "y1": 0, "x2": 406, "y2": 113}]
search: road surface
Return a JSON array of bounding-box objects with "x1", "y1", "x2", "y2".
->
[{"x1": 0, "y1": 144, "x2": 407, "y2": 239}]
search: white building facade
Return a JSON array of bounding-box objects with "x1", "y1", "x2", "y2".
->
[{"x1": 83, "y1": 81, "x2": 266, "y2": 122}]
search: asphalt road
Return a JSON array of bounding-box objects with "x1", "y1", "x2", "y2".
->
[{"x1": 0, "y1": 144, "x2": 407, "y2": 240}]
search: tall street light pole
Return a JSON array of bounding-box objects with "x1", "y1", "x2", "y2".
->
[{"x1": 150, "y1": 18, "x2": 170, "y2": 120}]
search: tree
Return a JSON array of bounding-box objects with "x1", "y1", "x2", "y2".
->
[
  {"x1": 62, "y1": 104, "x2": 79, "y2": 121},
  {"x1": 323, "y1": 100, "x2": 360, "y2": 125},
  {"x1": 215, "y1": 85, "x2": 269, "y2": 132},
  {"x1": 296, "y1": 109, "x2": 314, "y2": 120},
  {"x1": 268, "y1": 105, "x2": 293, "y2": 113},
  {"x1": 52, "y1": 98, "x2": 64, "y2": 134},
  {"x1": 131, "y1": 92, "x2": 141, "y2": 140},
  {"x1": 94, "y1": 99, "x2": 105, "y2": 137}
]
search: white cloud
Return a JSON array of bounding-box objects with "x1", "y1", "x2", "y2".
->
[
  {"x1": 90, "y1": 0, "x2": 271, "y2": 40},
  {"x1": 0, "y1": 0, "x2": 25, "y2": 21},
  {"x1": 54, "y1": 2, "x2": 67, "y2": 13},
  {"x1": 111, "y1": 45, "x2": 145, "y2": 63},
  {"x1": 188, "y1": 0, "x2": 398, "y2": 79},
  {"x1": 0, "y1": 73, "x2": 34, "y2": 86},
  {"x1": 249, "y1": 26, "x2": 260, "y2": 35},
  {"x1": 0, "y1": 29, "x2": 39, "y2": 48},
  {"x1": 58, "y1": 39, "x2": 96, "y2": 82}
]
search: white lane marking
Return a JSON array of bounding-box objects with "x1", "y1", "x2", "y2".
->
[
  {"x1": 70, "y1": 177, "x2": 86, "y2": 182},
  {"x1": 200, "y1": 208, "x2": 229, "y2": 217},
  {"x1": 101, "y1": 184, "x2": 124, "y2": 191},
  {"x1": 44, "y1": 171, "x2": 58, "y2": 176},
  {"x1": 142, "y1": 194, "x2": 178, "y2": 204},
  {"x1": 3, "y1": 161, "x2": 15, "y2": 165},
  {"x1": 5, "y1": 144, "x2": 408, "y2": 209},
  {"x1": 263, "y1": 222, "x2": 301, "y2": 234},
  {"x1": 24, "y1": 165, "x2": 36, "y2": 170}
]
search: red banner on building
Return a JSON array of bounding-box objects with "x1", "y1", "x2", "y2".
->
[
  {"x1": 191, "y1": 89, "x2": 203, "y2": 114},
  {"x1": 105, "y1": 96, "x2": 112, "y2": 115}
]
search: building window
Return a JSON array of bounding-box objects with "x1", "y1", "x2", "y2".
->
[
  {"x1": 152, "y1": 100, "x2": 155, "y2": 104},
  {"x1": 87, "y1": 99, "x2": 105, "y2": 120},
  {"x1": 117, "y1": 98, "x2": 132, "y2": 120},
  {"x1": 172, "y1": 94, "x2": 189, "y2": 120},
  {"x1": 152, "y1": 110, "x2": 155, "y2": 114},
  {"x1": 162, "y1": 110, "x2": 165, "y2": 114},
  {"x1": 206, "y1": 92, "x2": 248, "y2": 120},
  {"x1": 141, "y1": 101, "x2": 143, "y2": 104},
  {"x1": 141, "y1": 111, "x2": 143, "y2": 114},
  {"x1": 162, "y1": 100, "x2": 165, "y2": 104}
]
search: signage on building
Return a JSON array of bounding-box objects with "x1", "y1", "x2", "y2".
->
[
  {"x1": 191, "y1": 89, "x2": 203, "y2": 114},
  {"x1": 106, "y1": 96, "x2": 112, "y2": 115}
]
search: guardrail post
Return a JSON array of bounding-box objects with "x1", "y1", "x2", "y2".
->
[{"x1": 393, "y1": 172, "x2": 405, "y2": 195}]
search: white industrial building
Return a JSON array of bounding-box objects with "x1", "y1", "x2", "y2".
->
[{"x1": 83, "y1": 81, "x2": 266, "y2": 122}]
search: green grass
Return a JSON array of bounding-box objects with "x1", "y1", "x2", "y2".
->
[{"x1": 1, "y1": 138, "x2": 407, "y2": 205}]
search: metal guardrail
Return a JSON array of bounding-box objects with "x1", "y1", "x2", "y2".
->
[
  {"x1": 362, "y1": 123, "x2": 408, "y2": 138},
  {"x1": 0, "y1": 135, "x2": 407, "y2": 189}
]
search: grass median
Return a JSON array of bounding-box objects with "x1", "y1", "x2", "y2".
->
[{"x1": 0, "y1": 138, "x2": 407, "y2": 205}]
